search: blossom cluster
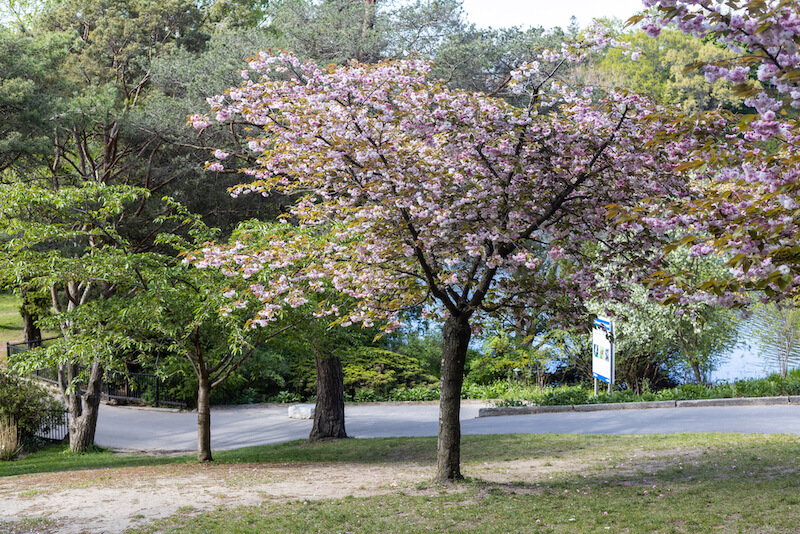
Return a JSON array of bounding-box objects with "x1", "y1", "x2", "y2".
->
[
  {"x1": 635, "y1": 0, "x2": 800, "y2": 300},
  {"x1": 185, "y1": 43, "x2": 712, "y2": 331}
]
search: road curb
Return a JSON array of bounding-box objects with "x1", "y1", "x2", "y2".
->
[{"x1": 477, "y1": 396, "x2": 797, "y2": 417}]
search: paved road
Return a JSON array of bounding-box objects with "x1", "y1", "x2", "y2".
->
[{"x1": 95, "y1": 402, "x2": 800, "y2": 452}]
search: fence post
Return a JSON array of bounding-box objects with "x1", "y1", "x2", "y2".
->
[{"x1": 155, "y1": 379, "x2": 160, "y2": 408}]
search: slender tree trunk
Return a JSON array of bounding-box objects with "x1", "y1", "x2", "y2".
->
[
  {"x1": 63, "y1": 360, "x2": 104, "y2": 453},
  {"x1": 690, "y1": 360, "x2": 704, "y2": 385},
  {"x1": 310, "y1": 355, "x2": 347, "y2": 441},
  {"x1": 197, "y1": 362, "x2": 213, "y2": 462},
  {"x1": 436, "y1": 314, "x2": 471, "y2": 483}
]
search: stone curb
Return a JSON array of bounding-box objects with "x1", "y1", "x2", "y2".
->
[
  {"x1": 573, "y1": 400, "x2": 677, "y2": 412},
  {"x1": 477, "y1": 396, "x2": 798, "y2": 418},
  {"x1": 676, "y1": 396, "x2": 789, "y2": 408},
  {"x1": 477, "y1": 405, "x2": 572, "y2": 417}
]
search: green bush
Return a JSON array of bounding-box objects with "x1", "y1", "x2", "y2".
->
[
  {"x1": 269, "y1": 391, "x2": 302, "y2": 404},
  {"x1": 0, "y1": 371, "x2": 64, "y2": 448},
  {"x1": 340, "y1": 347, "x2": 437, "y2": 398},
  {"x1": 538, "y1": 386, "x2": 591, "y2": 406},
  {"x1": 389, "y1": 385, "x2": 440, "y2": 402}
]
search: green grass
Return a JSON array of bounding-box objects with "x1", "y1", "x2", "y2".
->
[
  {"x1": 4, "y1": 433, "x2": 800, "y2": 532},
  {"x1": 0, "y1": 292, "x2": 23, "y2": 346},
  {"x1": 139, "y1": 434, "x2": 800, "y2": 533}
]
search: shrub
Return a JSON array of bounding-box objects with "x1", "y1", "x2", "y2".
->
[
  {"x1": 389, "y1": 385, "x2": 440, "y2": 402},
  {"x1": 340, "y1": 348, "x2": 437, "y2": 398},
  {"x1": 538, "y1": 385, "x2": 591, "y2": 406},
  {"x1": 0, "y1": 371, "x2": 64, "y2": 448},
  {"x1": 269, "y1": 391, "x2": 302, "y2": 404}
]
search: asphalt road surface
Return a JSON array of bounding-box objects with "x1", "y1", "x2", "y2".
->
[{"x1": 95, "y1": 402, "x2": 800, "y2": 452}]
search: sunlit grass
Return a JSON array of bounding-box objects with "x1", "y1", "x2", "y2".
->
[{"x1": 0, "y1": 292, "x2": 23, "y2": 347}]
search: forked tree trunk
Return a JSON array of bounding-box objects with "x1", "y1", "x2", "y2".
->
[
  {"x1": 62, "y1": 360, "x2": 104, "y2": 453},
  {"x1": 197, "y1": 362, "x2": 213, "y2": 462},
  {"x1": 310, "y1": 355, "x2": 347, "y2": 441},
  {"x1": 436, "y1": 314, "x2": 471, "y2": 483}
]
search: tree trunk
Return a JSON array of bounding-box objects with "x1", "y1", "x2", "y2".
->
[
  {"x1": 436, "y1": 314, "x2": 471, "y2": 483},
  {"x1": 690, "y1": 360, "x2": 705, "y2": 385},
  {"x1": 20, "y1": 293, "x2": 42, "y2": 348},
  {"x1": 63, "y1": 360, "x2": 104, "y2": 453},
  {"x1": 197, "y1": 362, "x2": 213, "y2": 462},
  {"x1": 310, "y1": 355, "x2": 347, "y2": 441}
]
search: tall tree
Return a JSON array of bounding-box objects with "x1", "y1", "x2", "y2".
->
[{"x1": 189, "y1": 36, "x2": 697, "y2": 481}]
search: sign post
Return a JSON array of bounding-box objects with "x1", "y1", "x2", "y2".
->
[{"x1": 592, "y1": 317, "x2": 614, "y2": 394}]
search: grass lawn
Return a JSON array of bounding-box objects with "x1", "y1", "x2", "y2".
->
[
  {"x1": 3, "y1": 433, "x2": 800, "y2": 533},
  {"x1": 0, "y1": 292, "x2": 23, "y2": 347}
]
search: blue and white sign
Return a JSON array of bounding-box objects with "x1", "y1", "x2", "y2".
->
[{"x1": 592, "y1": 317, "x2": 614, "y2": 384}]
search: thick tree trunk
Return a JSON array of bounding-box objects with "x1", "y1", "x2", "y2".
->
[
  {"x1": 197, "y1": 364, "x2": 213, "y2": 462},
  {"x1": 310, "y1": 355, "x2": 347, "y2": 441},
  {"x1": 436, "y1": 314, "x2": 471, "y2": 483},
  {"x1": 63, "y1": 360, "x2": 104, "y2": 453},
  {"x1": 20, "y1": 293, "x2": 42, "y2": 348}
]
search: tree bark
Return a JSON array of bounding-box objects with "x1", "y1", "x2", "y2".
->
[
  {"x1": 436, "y1": 314, "x2": 471, "y2": 483},
  {"x1": 690, "y1": 360, "x2": 705, "y2": 385},
  {"x1": 20, "y1": 293, "x2": 42, "y2": 348},
  {"x1": 197, "y1": 361, "x2": 213, "y2": 462},
  {"x1": 63, "y1": 360, "x2": 104, "y2": 453},
  {"x1": 310, "y1": 355, "x2": 348, "y2": 441}
]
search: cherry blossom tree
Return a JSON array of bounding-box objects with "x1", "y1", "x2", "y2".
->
[
  {"x1": 626, "y1": 0, "x2": 800, "y2": 302},
  {"x1": 189, "y1": 40, "x2": 697, "y2": 481}
]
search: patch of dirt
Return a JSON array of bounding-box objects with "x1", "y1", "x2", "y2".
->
[
  {"x1": 0, "y1": 459, "x2": 441, "y2": 533},
  {"x1": 0, "y1": 447, "x2": 710, "y2": 534}
]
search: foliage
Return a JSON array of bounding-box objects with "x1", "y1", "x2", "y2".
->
[
  {"x1": 596, "y1": 27, "x2": 746, "y2": 112},
  {"x1": 0, "y1": 370, "x2": 63, "y2": 445},
  {"x1": 466, "y1": 369, "x2": 800, "y2": 406},
  {"x1": 265, "y1": 0, "x2": 464, "y2": 65},
  {"x1": 388, "y1": 329, "x2": 445, "y2": 378},
  {"x1": 340, "y1": 347, "x2": 437, "y2": 398},
  {"x1": 191, "y1": 29, "x2": 702, "y2": 331},
  {"x1": 468, "y1": 330, "x2": 554, "y2": 387},
  {"x1": 622, "y1": 1, "x2": 800, "y2": 302},
  {"x1": 289, "y1": 345, "x2": 437, "y2": 399}
]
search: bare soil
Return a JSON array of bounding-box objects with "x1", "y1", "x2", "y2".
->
[
  {"x1": 0, "y1": 446, "x2": 709, "y2": 533},
  {"x1": 0, "y1": 451, "x2": 605, "y2": 534}
]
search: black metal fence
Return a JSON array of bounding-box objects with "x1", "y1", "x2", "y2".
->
[{"x1": 6, "y1": 339, "x2": 186, "y2": 408}]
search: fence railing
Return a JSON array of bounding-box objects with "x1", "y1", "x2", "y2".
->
[
  {"x1": 6, "y1": 339, "x2": 186, "y2": 408},
  {"x1": 34, "y1": 410, "x2": 69, "y2": 442}
]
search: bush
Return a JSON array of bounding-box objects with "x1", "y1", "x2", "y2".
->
[
  {"x1": 0, "y1": 371, "x2": 64, "y2": 449},
  {"x1": 389, "y1": 385, "x2": 440, "y2": 402},
  {"x1": 538, "y1": 386, "x2": 592, "y2": 406},
  {"x1": 340, "y1": 348, "x2": 437, "y2": 398},
  {"x1": 269, "y1": 391, "x2": 303, "y2": 404}
]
